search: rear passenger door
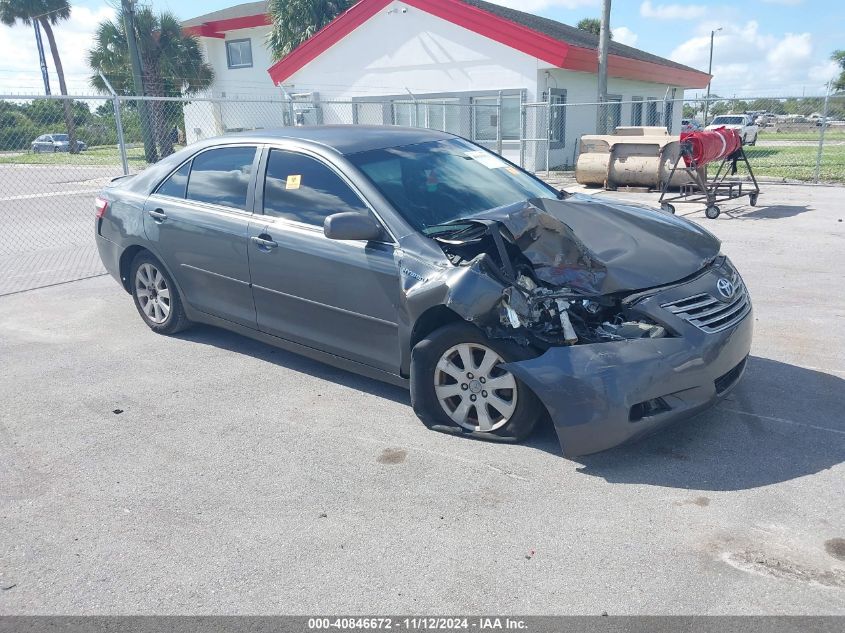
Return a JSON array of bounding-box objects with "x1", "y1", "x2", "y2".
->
[
  {"x1": 247, "y1": 147, "x2": 400, "y2": 373},
  {"x1": 144, "y1": 144, "x2": 260, "y2": 328}
]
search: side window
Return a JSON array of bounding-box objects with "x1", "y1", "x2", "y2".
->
[
  {"x1": 186, "y1": 146, "x2": 256, "y2": 210},
  {"x1": 226, "y1": 39, "x2": 253, "y2": 69},
  {"x1": 156, "y1": 161, "x2": 191, "y2": 199},
  {"x1": 263, "y1": 149, "x2": 368, "y2": 226}
]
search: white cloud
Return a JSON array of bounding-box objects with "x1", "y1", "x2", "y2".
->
[
  {"x1": 640, "y1": 1, "x2": 706, "y2": 20},
  {"x1": 0, "y1": 6, "x2": 116, "y2": 95},
  {"x1": 613, "y1": 26, "x2": 638, "y2": 47},
  {"x1": 484, "y1": 0, "x2": 598, "y2": 12},
  {"x1": 670, "y1": 21, "x2": 836, "y2": 95}
]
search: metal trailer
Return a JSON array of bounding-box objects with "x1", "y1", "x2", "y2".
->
[{"x1": 658, "y1": 143, "x2": 760, "y2": 219}]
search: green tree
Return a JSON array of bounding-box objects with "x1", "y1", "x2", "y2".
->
[
  {"x1": 0, "y1": 0, "x2": 79, "y2": 152},
  {"x1": 268, "y1": 0, "x2": 352, "y2": 60},
  {"x1": 88, "y1": 6, "x2": 213, "y2": 157},
  {"x1": 576, "y1": 17, "x2": 612, "y2": 40},
  {"x1": 831, "y1": 50, "x2": 845, "y2": 92}
]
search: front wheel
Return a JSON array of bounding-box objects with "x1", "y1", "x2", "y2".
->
[
  {"x1": 130, "y1": 252, "x2": 191, "y2": 334},
  {"x1": 410, "y1": 322, "x2": 543, "y2": 442},
  {"x1": 705, "y1": 205, "x2": 721, "y2": 219}
]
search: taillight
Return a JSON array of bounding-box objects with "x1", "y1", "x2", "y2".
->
[{"x1": 95, "y1": 196, "x2": 109, "y2": 218}]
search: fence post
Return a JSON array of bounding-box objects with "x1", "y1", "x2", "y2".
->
[
  {"x1": 814, "y1": 80, "x2": 832, "y2": 183},
  {"x1": 519, "y1": 92, "x2": 525, "y2": 168},
  {"x1": 99, "y1": 71, "x2": 129, "y2": 175},
  {"x1": 546, "y1": 89, "x2": 552, "y2": 176},
  {"x1": 496, "y1": 91, "x2": 502, "y2": 156}
]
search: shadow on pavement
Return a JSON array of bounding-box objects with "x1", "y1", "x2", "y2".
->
[
  {"x1": 572, "y1": 356, "x2": 845, "y2": 490},
  {"x1": 173, "y1": 327, "x2": 843, "y2": 488},
  {"x1": 175, "y1": 323, "x2": 410, "y2": 406},
  {"x1": 724, "y1": 204, "x2": 811, "y2": 220}
]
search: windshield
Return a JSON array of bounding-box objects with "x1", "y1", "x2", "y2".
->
[
  {"x1": 347, "y1": 138, "x2": 557, "y2": 233},
  {"x1": 711, "y1": 116, "x2": 744, "y2": 125},
  {"x1": 52, "y1": 134, "x2": 69, "y2": 141}
]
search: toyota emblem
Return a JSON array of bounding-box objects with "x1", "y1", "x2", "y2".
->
[{"x1": 716, "y1": 277, "x2": 735, "y2": 299}]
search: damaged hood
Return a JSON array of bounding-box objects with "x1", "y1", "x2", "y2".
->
[{"x1": 477, "y1": 196, "x2": 720, "y2": 294}]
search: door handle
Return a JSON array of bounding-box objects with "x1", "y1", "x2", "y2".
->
[
  {"x1": 251, "y1": 234, "x2": 278, "y2": 250},
  {"x1": 147, "y1": 208, "x2": 167, "y2": 222}
]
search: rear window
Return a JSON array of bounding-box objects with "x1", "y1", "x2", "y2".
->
[
  {"x1": 711, "y1": 116, "x2": 744, "y2": 125},
  {"x1": 185, "y1": 146, "x2": 256, "y2": 210}
]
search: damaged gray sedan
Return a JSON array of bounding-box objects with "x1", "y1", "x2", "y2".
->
[{"x1": 95, "y1": 127, "x2": 752, "y2": 457}]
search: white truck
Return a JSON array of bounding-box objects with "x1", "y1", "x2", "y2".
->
[{"x1": 706, "y1": 114, "x2": 759, "y2": 145}]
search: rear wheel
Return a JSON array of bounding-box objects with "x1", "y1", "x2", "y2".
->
[
  {"x1": 410, "y1": 322, "x2": 543, "y2": 442},
  {"x1": 130, "y1": 252, "x2": 191, "y2": 334},
  {"x1": 705, "y1": 205, "x2": 721, "y2": 219}
]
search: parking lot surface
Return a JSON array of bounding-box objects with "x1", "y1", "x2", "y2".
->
[{"x1": 0, "y1": 183, "x2": 843, "y2": 614}]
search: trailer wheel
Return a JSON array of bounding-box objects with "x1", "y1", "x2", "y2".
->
[
  {"x1": 705, "y1": 205, "x2": 721, "y2": 219},
  {"x1": 661, "y1": 203, "x2": 676, "y2": 214},
  {"x1": 749, "y1": 193, "x2": 758, "y2": 207}
]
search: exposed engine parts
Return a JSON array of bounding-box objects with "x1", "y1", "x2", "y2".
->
[{"x1": 428, "y1": 200, "x2": 672, "y2": 349}]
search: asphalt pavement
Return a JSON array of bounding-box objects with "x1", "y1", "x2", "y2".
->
[{"x1": 0, "y1": 182, "x2": 843, "y2": 614}]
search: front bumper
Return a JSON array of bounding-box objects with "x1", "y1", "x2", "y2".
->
[{"x1": 504, "y1": 263, "x2": 753, "y2": 457}]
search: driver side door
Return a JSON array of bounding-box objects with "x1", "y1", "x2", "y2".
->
[{"x1": 247, "y1": 147, "x2": 401, "y2": 373}]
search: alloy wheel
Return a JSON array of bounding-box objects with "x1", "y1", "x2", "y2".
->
[
  {"x1": 135, "y1": 263, "x2": 171, "y2": 324},
  {"x1": 433, "y1": 343, "x2": 518, "y2": 432}
]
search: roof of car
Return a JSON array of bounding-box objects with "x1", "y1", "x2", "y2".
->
[{"x1": 226, "y1": 125, "x2": 454, "y2": 154}]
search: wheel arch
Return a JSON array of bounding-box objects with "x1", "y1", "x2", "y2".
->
[{"x1": 119, "y1": 245, "x2": 186, "y2": 303}]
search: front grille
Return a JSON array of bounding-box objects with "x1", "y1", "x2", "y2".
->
[
  {"x1": 715, "y1": 356, "x2": 747, "y2": 394},
  {"x1": 661, "y1": 270, "x2": 751, "y2": 334}
]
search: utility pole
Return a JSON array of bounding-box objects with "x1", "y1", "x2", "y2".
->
[
  {"x1": 122, "y1": 0, "x2": 157, "y2": 162},
  {"x1": 33, "y1": 22, "x2": 51, "y2": 95},
  {"x1": 596, "y1": 0, "x2": 611, "y2": 133},
  {"x1": 702, "y1": 27, "x2": 722, "y2": 126}
]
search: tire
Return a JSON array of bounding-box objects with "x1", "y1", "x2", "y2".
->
[
  {"x1": 748, "y1": 135, "x2": 757, "y2": 146},
  {"x1": 705, "y1": 205, "x2": 720, "y2": 219},
  {"x1": 749, "y1": 193, "x2": 758, "y2": 207},
  {"x1": 410, "y1": 321, "x2": 543, "y2": 443},
  {"x1": 129, "y1": 251, "x2": 191, "y2": 335},
  {"x1": 661, "y1": 203, "x2": 676, "y2": 214}
]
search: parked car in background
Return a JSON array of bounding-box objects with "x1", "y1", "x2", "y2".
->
[
  {"x1": 94, "y1": 127, "x2": 752, "y2": 457},
  {"x1": 681, "y1": 119, "x2": 702, "y2": 133},
  {"x1": 706, "y1": 115, "x2": 758, "y2": 145},
  {"x1": 31, "y1": 134, "x2": 87, "y2": 153}
]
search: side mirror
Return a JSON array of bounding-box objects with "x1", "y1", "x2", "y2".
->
[{"x1": 324, "y1": 212, "x2": 384, "y2": 242}]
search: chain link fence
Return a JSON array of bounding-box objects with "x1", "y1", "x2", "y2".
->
[{"x1": 1, "y1": 92, "x2": 843, "y2": 295}]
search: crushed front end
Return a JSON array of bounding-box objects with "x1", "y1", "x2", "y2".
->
[
  {"x1": 406, "y1": 196, "x2": 752, "y2": 457},
  {"x1": 503, "y1": 257, "x2": 752, "y2": 457}
]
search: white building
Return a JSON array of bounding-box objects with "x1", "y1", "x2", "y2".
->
[{"x1": 182, "y1": 0, "x2": 709, "y2": 169}]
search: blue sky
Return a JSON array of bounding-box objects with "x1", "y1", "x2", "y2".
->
[{"x1": 0, "y1": 0, "x2": 841, "y2": 96}]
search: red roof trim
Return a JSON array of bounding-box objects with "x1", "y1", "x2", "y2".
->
[
  {"x1": 268, "y1": 0, "x2": 393, "y2": 84},
  {"x1": 266, "y1": 0, "x2": 711, "y2": 88},
  {"x1": 184, "y1": 13, "x2": 271, "y2": 40}
]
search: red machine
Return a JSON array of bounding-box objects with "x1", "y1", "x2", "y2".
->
[{"x1": 659, "y1": 127, "x2": 760, "y2": 219}]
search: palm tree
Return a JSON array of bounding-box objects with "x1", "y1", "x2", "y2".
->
[
  {"x1": 0, "y1": 0, "x2": 79, "y2": 152},
  {"x1": 88, "y1": 7, "x2": 213, "y2": 158},
  {"x1": 576, "y1": 17, "x2": 612, "y2": 40},
  {"x1": 268, "y1": 0, "x2": 352, "y2": 60}
]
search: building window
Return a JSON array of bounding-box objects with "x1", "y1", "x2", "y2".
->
[
  {"x1": 599, "y1": 95, "x2": 622, "y2": 134},
  {"x1": 392, "y1": 99, "x2": 460, "y2": 134},
  {"x1": 547, "y1": 89, "x2": 566, "y2": 144},
  {"x1": 473, "y1": 95, "x2": 520, "y2": 141},
  {"x1": 664, "y1": 88, "x2": 677, "y2": 133},
  {"x1": 226, "y1": 39, "x2": 253, "y2": 69},
  {"x1": 646, "y1": 98, "x2": 660, "y2": 126},
  {"x1": 631, "y1": 97, "x2": 643, "y2": 126}
]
